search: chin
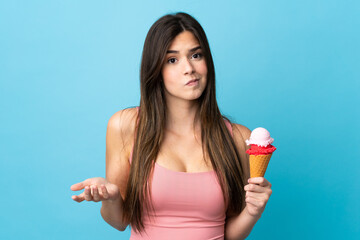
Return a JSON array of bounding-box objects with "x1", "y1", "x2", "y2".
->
[{"x1": 187, "y1": 92, "x2": 205, "y2": 101}]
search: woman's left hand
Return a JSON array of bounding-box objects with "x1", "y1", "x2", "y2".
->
[{"x1": 244, "y1": 177, "x2": 272, "y2": 218}]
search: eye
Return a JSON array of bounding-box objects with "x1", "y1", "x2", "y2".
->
[
  {"x1": 167, "y1": 58, "x2": 177, "y2": 64},
  {"x1": 192, "y1": 53, "x2": 203, "y2": 59}
]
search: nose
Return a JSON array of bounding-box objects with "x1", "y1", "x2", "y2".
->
[{"x1": 183, "y1": 58, "x2": 195, "y2": 75}]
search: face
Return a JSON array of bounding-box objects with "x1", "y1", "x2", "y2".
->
[{"x1": 161, "y1": 31, "x2": 208, "y2": 103}]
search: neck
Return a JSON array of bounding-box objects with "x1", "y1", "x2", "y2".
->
[{"x1": 165, "y1": 99, "x2": 201, "y2": 135}]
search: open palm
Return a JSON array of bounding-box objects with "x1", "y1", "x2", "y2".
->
[{"x1": 70, "y1": 177, "x2": 120, "y2": 202}]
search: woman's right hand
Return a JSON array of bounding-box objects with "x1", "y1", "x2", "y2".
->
[{"x1": 70, "y1": 177, "x2": 120, "y2": 203}]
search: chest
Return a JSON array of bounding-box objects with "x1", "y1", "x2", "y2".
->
[
  {"x1": 155, "y1": 133, "x2": 213, "y2": 173},
  {"x1": 144, "y1": 164, "x2": 226, "y2": 225}
]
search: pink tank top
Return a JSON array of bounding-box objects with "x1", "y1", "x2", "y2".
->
[{"x1": 128, "y1": 112, "x2": 233, "y2": 240}]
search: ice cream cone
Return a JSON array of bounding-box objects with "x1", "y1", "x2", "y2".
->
[
  {"x1": 249, "y1": 153, "x2": 272, "y2": 178},
  {"x1": 246, "y1": 127, "x2": 276, "y2": 178}
]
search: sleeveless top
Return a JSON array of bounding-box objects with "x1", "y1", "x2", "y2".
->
[{"x1": 128, "y1": 110, "x2": 233, "y2": 240}]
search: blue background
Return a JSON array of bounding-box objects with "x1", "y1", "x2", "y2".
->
[{"x1": 1, "y1": 0, "x2": 359, "y2": 239}]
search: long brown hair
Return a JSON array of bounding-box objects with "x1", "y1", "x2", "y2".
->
[{"x1": 123, "y1": 12, "x2": 246, "y2": 233}]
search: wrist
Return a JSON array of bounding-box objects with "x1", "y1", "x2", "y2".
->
[
  {"x1": 244, "y1": 206, "x2": 262, "y2": 220},
  {"x1": 101, "y1": 194, "x2": 122, "y2": 207},
  {"x1": 108, "y1": 194, "x2": 122, "y2": 203}
]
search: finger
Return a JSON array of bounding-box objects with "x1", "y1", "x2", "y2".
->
[
  {"x1": 92, "y1": 186, "x2": 100, "y2": 202},
  {"x1": 98, "y1": 185, "x2": 103, "y2": 195},
  {"x1": 72, "y1": 193, "x2": 85, "y2": 203},
  {"x1": 245, "y1": 190, "x2": 268, "y2": 200},
  {"x1": 245, "y1": 196, "x2": 264, "y2": 208},
  {"x1": 248, "y1": 177, "x2": 271, "y2": 187},
  {"x1": 84, "y1": 186, "x2": 92, "y2": 201},
  {"x1": 70, "y1": 179, "x2": 91, "y2": 191},
  {"x1": 244, "y1": 184, "x2": 267, "y2": 193},
  {"x1": 71, "y1": 182, "x2": 85, "y2": 191},
  {"x1": 101, "y1": 185, "x2": 109, "y2": 199}
]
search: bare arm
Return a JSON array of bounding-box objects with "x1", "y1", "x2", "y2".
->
[
  {"x1": 225, "y1": 207, "x2": 261, "y2": 240},
  {"x1": 224, "y1": 124, "x2": 273, "y2": 240},
  {"x1": 100, "y1": 108, "x2": 137, "y2": 231},
  {"x1": 225, "y1": 178, "x2": 272, "y2": 240},
  {"x1": 71, "y1": 176, "x2": 125, "y2": 231},
  {"x1": 70, "y1": 108, "x2": 137, "y2": 231},
  {"x1": 100, "y1": 194, "x2": 128, "y2": 231}
]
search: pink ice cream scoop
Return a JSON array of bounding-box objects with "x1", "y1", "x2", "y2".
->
[{"x1": 245, "y1": 127, "x2": 274, "y2": 147}]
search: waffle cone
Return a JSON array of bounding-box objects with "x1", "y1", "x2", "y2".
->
[{"x1": 249, "y1": 153, "x2": 272, "y2": 178}]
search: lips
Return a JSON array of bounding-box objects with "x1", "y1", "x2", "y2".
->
[{"x1": 186, "y1": 79, "x2": 199, "y2": 85}]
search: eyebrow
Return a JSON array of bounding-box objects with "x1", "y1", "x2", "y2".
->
[{"x1": 166, "y1": 46, "x2": 201, "y2": 54}]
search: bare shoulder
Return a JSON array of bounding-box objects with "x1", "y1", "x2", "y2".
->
[
  {"x1": 231, "y1": 123, "x2": 251, "y2": 145},
  {"x1": 106, "y1": 107, "x2": 139, "y2": 198},
  {"x1": 107, "y1": 107, "x2": 138, "y2": 138},
  {"x1": 106, "y1": 106, "x2": 139, "y2": 160}
]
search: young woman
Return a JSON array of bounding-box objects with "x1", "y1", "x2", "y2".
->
[{"x1": 71, "y1": 12, "x2": 272, "y2": 240}]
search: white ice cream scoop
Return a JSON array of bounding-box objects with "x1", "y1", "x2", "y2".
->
[{"x1": 245, "y1": 127, "x2": 274, "y2": 147}]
